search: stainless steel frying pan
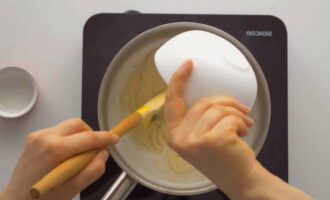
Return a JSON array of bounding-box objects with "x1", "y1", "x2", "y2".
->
[{"x1": 98, "y1": 22, "x2": 271, "y2": 199}]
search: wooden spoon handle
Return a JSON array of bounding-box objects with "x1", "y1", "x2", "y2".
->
[
  {"x1": 30, "y1": 112, "x2": 142, "y2": 199},
  {"x1": 108, "y1": 112, "x2": 143, "y2": 136}
]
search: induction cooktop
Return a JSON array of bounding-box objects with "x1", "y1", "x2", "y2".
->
[{"x1": 81, "y1": 12, "x2": 287, "y2": 200}]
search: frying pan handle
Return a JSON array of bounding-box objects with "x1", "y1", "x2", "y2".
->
[{"x1": 101, "y1": 172, "x2": 137, "y2": 200}]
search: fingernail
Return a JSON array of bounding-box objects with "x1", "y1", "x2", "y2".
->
[
  {"x1": 183, "y1": 59, "x2": 191, "y2": 64},
  {"x1": 101, "y1": 131, "x2": 120, "y2": 143},
  {"x1": 182, "y1": 59, "x2": 193, "y2": 67},
  {"x1": 111, "y1": 134, "x2": 120, "y2": 143},
  {"x1": 101, "y1": 150, "x2": 110, "y2": 162},
  {"x1": 240, "y1": 104, "x2": 251, "y2": 113},
  {"x1": 248, "y1": 118, "x2": 254, "y2": 126}
]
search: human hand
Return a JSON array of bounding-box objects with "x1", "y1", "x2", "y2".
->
[
  {"x1": 165, "y1": 59, "x2": 258, "y2": 197},
  {"x1": 165, "y1": 60, "x2": 315, "y2": 200},
  {"x1": 1, "y1": 118, "x2": 119, "y2": 200}
]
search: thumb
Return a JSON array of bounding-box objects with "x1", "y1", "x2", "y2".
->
[{"x1": 165, "y1": 59, "x2": 193, "y2": 130}]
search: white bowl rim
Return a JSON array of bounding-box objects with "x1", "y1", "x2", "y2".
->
[{"x1": 0, "y1": 66, "x2": 38, "y2": 118}]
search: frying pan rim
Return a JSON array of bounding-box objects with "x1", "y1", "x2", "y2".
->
[{"x1": 98, "y1": 21, "x2": 271, "y2": 195}]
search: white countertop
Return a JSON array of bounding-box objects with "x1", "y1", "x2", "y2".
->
[{"x1": 1, "y1": 0, "x2": 330, "y2": 199}]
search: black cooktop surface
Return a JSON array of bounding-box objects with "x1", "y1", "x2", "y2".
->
[{"x1": 81, "y1": 13, "x2": 287, "y2": 200}]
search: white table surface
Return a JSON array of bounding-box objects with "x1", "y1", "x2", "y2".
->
[{"x1": 1, "y1": 0, "x2": 330, "y2": 199}]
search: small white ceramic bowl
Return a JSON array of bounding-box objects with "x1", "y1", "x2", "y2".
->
[{"x1": 0, "y1": 66, "x2": 38, "y2": 118}]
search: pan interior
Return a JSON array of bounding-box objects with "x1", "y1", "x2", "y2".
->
[{"x1": 99, "y1": 22, "x2": 271, "y2": 195}]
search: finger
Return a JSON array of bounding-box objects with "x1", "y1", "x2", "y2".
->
[
  {"x1": 233, "y1": 116, "x2": 249, "y2": 137},
  {"x1": 208, "y1": 96, "x2": 251, "y2": 114},
  {"x1": 25, "y1": 128, "x2": 50, "y2": 142},
  {"x1": 165, "y1": 59, "x2": 193, "y2": 130},
  {"x1": 62, "y1": 131, "x2": 119, "y2": 156},
  {"x1": 193, "y1": 105, "x2": 252, "y2": 136},
  {"x1": 222, "y1": 107, "x2": 254, "y2": 127},
  {"x1": 52, "y1": 118, "x2": 92, "y2": 136},
  {"x1": 179, "y1": 98, "x2": 213, "y2": 133},
  {"x1": 193, "y1": 105, "x2": 227, "y2": 135},
  {"x1": 50, "y1": 150, "x2": 109, "y2": 199},
  {"x1": 211, "y1": 115, "x2": 249, "y2": 137}
]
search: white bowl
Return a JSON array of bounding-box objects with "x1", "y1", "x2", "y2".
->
[{"x1": 0, "y1": 66, "x2": 38, "y2": 118}]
